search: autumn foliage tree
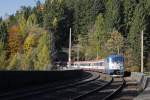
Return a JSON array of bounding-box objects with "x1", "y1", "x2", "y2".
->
[
  {"x1": 8, "y1": 25, "x2": 22, "y2": 56},
  {"x1": 105, "y1": 31, "x2": 124, "y2": 55}
]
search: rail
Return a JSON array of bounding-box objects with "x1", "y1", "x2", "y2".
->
[{"x1": 0, "y1": 71, "x2": 99, "y2": 100}]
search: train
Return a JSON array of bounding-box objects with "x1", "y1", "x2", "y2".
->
[{"x1": 67, "y1": 54, "x2": 125, "y2": 76}]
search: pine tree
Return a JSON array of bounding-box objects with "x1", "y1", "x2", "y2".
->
[
  {"x1": 104, "y1": 0, "x2": 121, "y2": 32},
  {"x1": 44, "y1": 0, "x2": 65, "y2": 61},
  {"x1": 94, "y1": 14, "x2": 108, "y2": 58},
  {"x1": 123, "y1": 0, "x2": 138, "y2": 36},
  {"x1": 73, "y1": 0, "x2": 97, "y2": 35},
  {"x1": 0, "y1": 21, "x2": 8, "y2": 47},
  {"x1": 128, "y1": 3, "x2": 147, "y2": 68}
]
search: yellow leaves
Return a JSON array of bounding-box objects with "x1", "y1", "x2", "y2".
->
[
  {"x1": 24, "y1": 34, "x2": 37, "y2": 53},
  {"x1": 21, "y1": 48, "x2": 34, "y2": 70}
]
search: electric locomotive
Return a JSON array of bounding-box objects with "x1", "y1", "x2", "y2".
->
[{"x1": 105, "y1": 54, "x2": 124, "y2": 76}]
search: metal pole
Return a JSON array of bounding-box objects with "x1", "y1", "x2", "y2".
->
[
  {"x1": 77, "y1": 45, "x2": 79, "y2": 62},
  {"x1": 77, "y1": 45, "x2": 80, "y2": 68},
  {"x1": 141, "y1": 30, "x2": 144, "y2": 73},
  {"x1": 68, "y1": 28, "x2": 72, "y2": 68}
]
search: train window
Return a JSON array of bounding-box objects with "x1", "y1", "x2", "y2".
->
[
  {"x1": 95, "y1": 63, "x2": 99, "y2": 66},
  {"x1": 81, "y1": 64, "x2": 84, "y2": 66},
  {"x1": 112, "y1": 57, "x2": 124, "y2": 63}
]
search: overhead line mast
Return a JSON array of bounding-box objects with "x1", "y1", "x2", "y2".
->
[
  {"x1": 141, "y1": 30, "x2": 144, "y2": 73},
  {"x1": 68, "y1": 28, "x2": 72, "y2": 68}
]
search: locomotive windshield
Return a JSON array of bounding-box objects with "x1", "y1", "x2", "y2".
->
[
  {"x1": 106, "y1": 55, "x2": 124, "y2": 70},
  {"x1": 111, "y1": 57, "x2": 124, "y2": 63}
]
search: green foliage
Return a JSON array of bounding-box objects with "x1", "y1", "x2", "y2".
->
[
  {"x1": 94, "y1": 14, "x2": 108, "y2": 58},
  {"x1": 44, "y1": 0, "x2": 64, "y2": 29},
  {"x1": 7, "y1": 53, "x2": 21, "y2": 70},
  {"x1": 123, "y1": 0, "x2": 137, "y2": 34},
  {"x1": 0, "y1": 21, "x2": 8, "y2": 47},
  {"x1": 21, "y1": 48, "x2": 35, "y2": 70},
  {"x1": 104, "y1": 0, "x2": 121, "y2": 32},
  {"x1": 73, "y1": 0, "x2": 98, "y2": 35},
  {"x1": 20, "y1": 6, "x2": 33, "y2": 20},
  {"x1": 18, "y1": 15, "x2": 27, "y2": 38},
  {"x1": 0, "y1": 42, "x2": 6, "y2": 69},
  {"x1": 128, "y1": 3, "x2": 147, "y2": 67},
  {"x1": 34, "y1": 32, "x2": 51, "y2": 70},
  {"x1": 34, "y1": 45, "x2": 51, "y2": 70},
  {"x1": 26, "y1": 14, "x2": 37, "y2": 28}
]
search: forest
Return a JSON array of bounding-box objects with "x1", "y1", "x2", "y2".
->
[{"x1": 0, "y1": 0, "x2": 150, "y2": 71}]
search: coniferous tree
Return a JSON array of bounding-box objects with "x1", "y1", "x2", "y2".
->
[
  {"x1": 128, "y1": 3, "x2": 147, "y2": 68},
  {"x1": 104, "y1": 0, "x2": 121, "y2": 32},
  {"x1": 123, "y1": 0, "x2": 137, "y2": 36},
  {"x1": 94, "y1": 14, "x2": 108, "y2": 58},
  {"x1": 44, "y1": 0, "x2": 65, "y2": 62},
  {"x1": 0, "y1": 21, "x2": 8, "y2": 48},
  {"x1": 34, "y1": 32, "x2": 51, "y2": 70}
]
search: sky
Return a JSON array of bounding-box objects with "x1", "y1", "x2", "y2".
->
[{"x1": 0, "y1": 0, "x2": 45, "y2": 18}]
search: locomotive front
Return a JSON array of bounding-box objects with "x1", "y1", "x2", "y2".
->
[{"x1": 105, "y1": 54, "x2": 124, "y2": 76}]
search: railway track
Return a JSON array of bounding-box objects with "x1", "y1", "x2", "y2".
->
[
  {"x1": 12, "y1": 72, "x2": 112, "y2": 100},
  {"x1": 76, "y1": 77, "x2": 126, "y2": 100},
  {"x1": 0, "y1": 71, "x2": 99, "y2": 100},
  {"x1": 0, "y1": 71, "x2": 126, "y2": 100}
]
